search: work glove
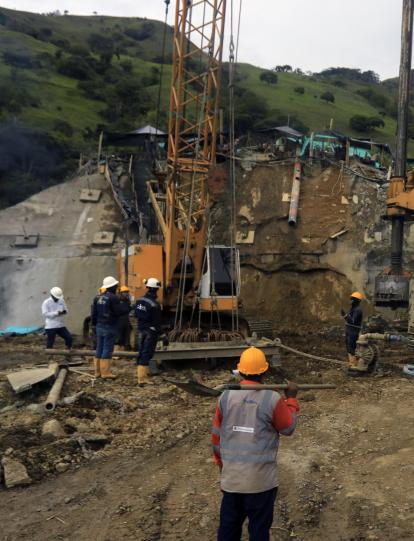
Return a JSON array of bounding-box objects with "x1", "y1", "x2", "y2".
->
[
  {"x1": 340, "y1": 309, "x2": 346, "y2": 317},
  {"x1": 58, "y1": 310, "x2": 67, "y2": 315},
  {"x1": 284, "y1": 381, "x2": 299, "y2": 399},
  {"x1": 161, "y1": 334, "x2": 169, "y2": 347}
]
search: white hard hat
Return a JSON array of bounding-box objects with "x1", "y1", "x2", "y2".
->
[
  {"x1": 145, "y1": 277, "x2": 161, "y2": 289},
  {"x1": 50, "y1": 287, "x2": 63, "y2": 299},
  {"x1": 102, "y1": 276, "x2": 119, "y2": 289}
]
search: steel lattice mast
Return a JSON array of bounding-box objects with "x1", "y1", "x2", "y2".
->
[{"x1": 164, "y1": 0, "x2": 226, "y2": 308}]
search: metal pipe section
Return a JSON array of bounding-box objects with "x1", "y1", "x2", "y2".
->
[
  {"x1": 45, "y1": 342, "x2": 281, "y2": 362},
  {"x1": 288, "y1": 158, "x2": 301, "y2": 226},
  {"x1": 44, "y1": 367, "x2": 68, "y2": 412},
  {"x1": 391, "y1": 0, "x2": 413, "y2": 272},
  {"x1": 216, "y1": 383, "x2": 336, "y2": 391}
]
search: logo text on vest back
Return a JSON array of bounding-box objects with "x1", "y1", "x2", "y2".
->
[{"x1": 233, "y1": 426, "x2": 255, "y2": 434}]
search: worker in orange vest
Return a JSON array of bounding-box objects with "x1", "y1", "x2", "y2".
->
[{"x1": 212, "y1": 346, "x2": 299, "y2": 541}]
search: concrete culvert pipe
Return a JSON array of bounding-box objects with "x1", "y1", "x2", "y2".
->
[{"x1": 44, "y1": 367, "x2": 68, "y2": 412}]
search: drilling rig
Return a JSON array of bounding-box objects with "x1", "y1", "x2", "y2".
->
[
  {"x1": 374, "y1": 0, "x2": 413, "y2": 309},
  {"x1": 117, "y1": 0, "x2": 244, "y2": 340}
]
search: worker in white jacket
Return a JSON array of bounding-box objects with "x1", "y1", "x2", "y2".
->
[{"x1": 41, "y1": 287, "x2": 73, "y2": 349}]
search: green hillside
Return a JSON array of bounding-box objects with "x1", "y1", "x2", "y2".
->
[{"x1": 0, "y1": 7, "x2": 410, "y2": 207}]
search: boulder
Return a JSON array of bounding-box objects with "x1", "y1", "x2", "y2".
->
[
  {"x1": 1, "y1": 457, "x2": 32, "y2": 488},
  {"x1": 42, "y1": 419, "x2": 65, "y2": 438}
]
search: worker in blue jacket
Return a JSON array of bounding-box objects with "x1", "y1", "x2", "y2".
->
[
  {"x1": 91, "y1": 276, "x2": 130, "y2": 379},
  {"x1": 134, "y1": 278, "x2": 167, "y2": 385}
]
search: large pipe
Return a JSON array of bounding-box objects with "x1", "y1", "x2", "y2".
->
[
  {"x1": 390, "y1": 0, "x2": 413, "y2": 272},
  {"x1": 288, "y1": 158, "x2": 302, "y2": 226},
  {"x1": 44, "y1": 367, "x2": 68, "y2": 412}
]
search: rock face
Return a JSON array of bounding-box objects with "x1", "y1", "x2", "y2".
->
[
  {"x1": 42, "y1": 419, "x2": 65, "y2": 438},
  {"x1": 1, "y1": 457, "x2": 32, "y2": 488}
]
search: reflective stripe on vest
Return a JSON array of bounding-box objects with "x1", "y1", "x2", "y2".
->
[{"x1": 218, "y1": 388, "x2": 280, "y2": 465}]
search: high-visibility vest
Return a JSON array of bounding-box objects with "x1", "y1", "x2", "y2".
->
[{"x1": 217, "y1": 389, "x2": 287, "y2": 493}]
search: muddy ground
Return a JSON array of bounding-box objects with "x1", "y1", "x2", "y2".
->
[{"x1": 1, "y1": 334, "x2": 414, "y2": 541}]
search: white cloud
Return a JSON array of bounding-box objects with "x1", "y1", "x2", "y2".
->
[{"x1": 0, "y1": 0, "x2": 405, "y2": 79}]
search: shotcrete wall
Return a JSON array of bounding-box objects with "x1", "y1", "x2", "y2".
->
[{"x1": 0, "y1": 173, "x2": 121, "y2": 334}]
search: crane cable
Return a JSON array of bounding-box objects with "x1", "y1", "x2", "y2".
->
[
  {"x1": 228, "y1": 0, "x2": 243, "y2": 332},
  {"x1": 155, "y1": 0, "x2": 170, "y2": 138}
]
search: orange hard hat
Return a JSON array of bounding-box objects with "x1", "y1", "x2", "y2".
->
[
  {"x1": 119, "y1": 285, "x2": 130, "y2": 293},
  {"x1": 237, "y1": 346, "x2": 269, "y2": 375},
  {"x1": 350, "y1": 291, "x2": 364, "y2": 300}
]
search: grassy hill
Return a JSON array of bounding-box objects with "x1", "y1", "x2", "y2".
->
[{"x1": 0, "y1": 7, "x2": 410, "y2": 207}]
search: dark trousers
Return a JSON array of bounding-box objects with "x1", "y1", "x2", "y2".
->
[
  {"x1": 45, "y1": 327, "x2": 72, "y2": 349},
  {"x1": 95, "y1": 324, "x2": 116, "y2": 359},
  {"x1": 218, "y1": 487, "x2": 278, "y2": 541},
  {"x1": 345, "y1": 330, "x2": 359, "y2": 354},
  {"x1": 136, "y1": 330, "x2": 157, "y2": 366},
  {"x1": 116, "y1": 319, "x2": 132, "y2": 348}
]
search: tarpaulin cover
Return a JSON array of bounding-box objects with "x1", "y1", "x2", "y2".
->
[{"x1": 0, "y1": 326, "x2": 43, "y2": 336}]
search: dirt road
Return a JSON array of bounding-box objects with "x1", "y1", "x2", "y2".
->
[{"x1": 1, "y1": 336, "x2": 414, "y2": 540}]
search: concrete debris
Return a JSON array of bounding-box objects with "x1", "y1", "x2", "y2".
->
[
  {"x1": 1, "y1": 457, "x2": 32, "y2": 488},
  {"x1": 77, "y1": 433, "x2": 111, "y2": 444},
  {"x1": 42, "y1": 419, "x2": 66, "y2": 439},
  {"x1": 55, "y1": 462, "x2": 70, "y2": 473},
  {"x1": 7, "y1": 368, "x2": 56, "y2": 394},
  {"x1": 59, "y1": 391, "x2": 85, "y2": 406}
]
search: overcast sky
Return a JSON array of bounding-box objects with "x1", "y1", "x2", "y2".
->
[{"x1": 0, "y1": 0, "x2": 406, "y2": 80}]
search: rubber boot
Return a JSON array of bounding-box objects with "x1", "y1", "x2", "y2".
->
[
  {"x1": 93, "y1": 358, "x2": 101, "y2": 378},
  {"x1": 100, "y1": 359, "x2": 117, "y2": 379},
  {"x1": 113, "y1": 344, "x2": 121, "y2": 360},
  {"x1": 352, "y1": 358, "x2": 369, "y2": 372},
  {"x1": 347, "y1": 353, "x2": 359, "y2": 369},
  {"x1": 149, "y1": 359, "x2": 161, "y2": 376},
  {"x1": 137, "y1": 365, "x2": 155, "y2": 386}
]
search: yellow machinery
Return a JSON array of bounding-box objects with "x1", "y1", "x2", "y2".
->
[{"x1": 117, "y1": 0, "x2": 242, "y2": 338}]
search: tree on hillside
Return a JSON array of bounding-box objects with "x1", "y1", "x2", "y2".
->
[
  {"x1": 320, "y1": 91, "x2": 335, "y2": 103},
  {"x1": 87, "y1": 33, "x2": 114, "y2": 67},
  {"x1": 349, "y1": 115, "x2": 385, "y2": 132},
  {"x1": 260, "y1": 71, "x2": 278, "y2": 85},
  {"x1": 273, "y1": 65, "x2": 292, "y2": 73}
]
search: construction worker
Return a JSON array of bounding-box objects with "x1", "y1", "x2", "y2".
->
[
  {"x1": 341, "y1": 291, "x2": 364, "y2": 371},
  {"x1": 114, "y1": 285, "x2": 132, "y2": 353},
  {"x1": 41, "y1": 287, "x2": 73, "y2": 349},
  {"x1": 91, "y1": 276, "x2": 130, "y2": 379},
  {"x1": 212, "y1": 347, "x2": 299, "y2": 541},
  {"x1": 134, "y1": 277, "x2": 166, "y2": 385},
  {"x1": 88, "y1": 286, "x2": 106, "y2": 349}
]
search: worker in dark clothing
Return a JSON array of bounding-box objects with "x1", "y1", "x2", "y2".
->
[
  {"x1": 134, "y1": 277, "x2": 167, "y2": 385},
  {"x1": 91, "y1": 276, "x2": 130, "y2": 379},
  {"x1": 212, "y1": 347, "x2": 299, "y2": 541},
  {"x1": 114, "y1": 285, "x2": 132, "y2": 353},
  {"x1": 341, "y1": 291, "x2": 364, "y2": 371}
]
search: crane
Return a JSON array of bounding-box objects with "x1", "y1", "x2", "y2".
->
[{"x1": 118, "y1": 0, "x2": 242, "y2": 340}]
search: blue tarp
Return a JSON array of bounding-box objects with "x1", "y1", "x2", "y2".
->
[{"x1": 0, "y1": 326, "x2": 44, "y2": 336}]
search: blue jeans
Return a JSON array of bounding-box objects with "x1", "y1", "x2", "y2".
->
[
  {"x1": 136, "y1": 330, "x2": 158, "y2": 366},
  {"x1": 218, "y1": 487, "x2": 278, "y2": 541},
  {"x1": 45, "y1": 327, "x2": 72, "y2": 349},
  {"x1": 96, "y1": 324, "x2": 116, "y2": 359}
]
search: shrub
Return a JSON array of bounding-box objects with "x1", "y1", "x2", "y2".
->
[
  {"x1": 320, "y1": 91, "x2": 335, "y2": 103},
  {"x1": 53, "y1": 119, "x2": 74, "y2": 137},
  {"x1": 349, "y1": 115, "x2": 385, "y2": 132},
  {"x1": 3, "y1": 51, "x2": 38, "y2": 69},
  {"x1": 294, "y1": 86, "x2": 305, "y2": 95},
  {"x1": 259, "y1": 71, "x2": 278, "y2": 85},
  {"x1": 57, "y1": 55, "x2": 92, "y2": 80}
]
